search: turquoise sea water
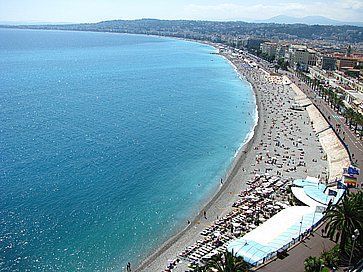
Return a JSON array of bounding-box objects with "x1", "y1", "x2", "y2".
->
[{"x1": 0, "y1": 29, "x2": 256, "y2": 271}]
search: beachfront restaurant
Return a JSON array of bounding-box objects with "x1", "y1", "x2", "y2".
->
[
  {"x1": 227, "y1": 176, "x2": 345, "y2": 266},
  {"x1": 291, "y1": 176, "x2": 345, "y2": 207},
  {"x1": 227, "y1": 206, "x2": 324, "y2": 266}
]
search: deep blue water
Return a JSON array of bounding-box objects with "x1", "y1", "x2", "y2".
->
[{"x1": 0, "y1": 29, "x2": 256, "y2": 271}]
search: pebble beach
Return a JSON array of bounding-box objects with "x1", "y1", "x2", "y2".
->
[{"x1": 134, "y1": 46, "x2": 339, "y2": 272}]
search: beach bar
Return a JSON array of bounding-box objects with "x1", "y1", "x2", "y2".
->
[
  {"x1": 227, "y1": 206, "x2": 324, "y2": 266},
  {"x1": 227, "y1": 177, "x2": 345, "y2": 266}
]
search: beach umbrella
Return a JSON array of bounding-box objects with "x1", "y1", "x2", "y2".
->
[{"x1": 213, "y1": 231, "x2": 221, "y2": 238}]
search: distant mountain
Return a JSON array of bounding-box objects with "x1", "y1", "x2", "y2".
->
[
  {"x1": 254, "y1": 15, "x2": 363, "y2": 27},
  {"x1": 2, "y1": 18, "x2": 362, "y2": 43}
]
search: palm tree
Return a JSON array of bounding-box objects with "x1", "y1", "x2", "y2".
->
[
  {"x1": 327, "y1": 88, "x2": 334, "y2": 107},
  {"x1": 336, "y1": 97, "x2": 344, "y2": 114},
  {"x1": 331, "y1": 92, "x2": 338, "y2": 111},
  {"x1": 352, "y1": 111, "x2": 363, "y2": 133},
  {"x1": 324, "y1": 191, "x2": 363, "y2": 253},
  {"x1": 321, "y1": 87, "x2": 328, "y2": 101},
  {"x1": 317, "y1": 84, "x2": 322, "y2": 97},
  {"x1": 312, "y1": 78, "x2": 318, "y2": 91},
  {"x1": 206, "y1": 250, "x2": 250, "y2": 272},
  {"x1": 344, "y1": 108, "x2": 355, "y2": 127},
  {"x1": 356, "y1": 112, "x2": 363, "y2": 138}
]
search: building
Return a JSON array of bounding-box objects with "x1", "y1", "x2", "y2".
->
[
  {"x1": 307, "y1": 49, "x2": 317, "y2": 66},
  {"x1": 334, "y1": 53, "x2": 363, "y2": 71},
  {"x1": 333, "y1": 71, "x2": 363, "y2": 93},
  {"x1": 336, "y1": 57, "x2": 358, "y2": 70},
  {"x1": 318, "y1": 55, "x2": 336, "y2": 71},
  {"x1": 275, "y1": 44, "x2": 290, "y2": 60},
  {"x1": 309, "y1": 66, "x2": 330, "y2": 82},
  {"x1": 343, "y1": 89, "x2": 363, "y2": 114},
  {"x1": 309, "y1": 66, "x2": 363, "y2": 114},
  {"x1": 242, "y1": 38, "x2": 267, "y2": 51},
  {"x1": 260, "y1": 42, "x2": 277, "y2": 59},
  {"x1": 287, "y1": 45, "x2": 317, "y2": 71},
  {"x1": 288, "y1": 45, "x2": 309, "y2": 71}
]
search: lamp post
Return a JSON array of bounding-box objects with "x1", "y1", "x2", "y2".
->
[
  {"x1": 348, "y1": 229, "x2": 360, "y2": 269},
  {"x1": 298, "y1": 216, "x2": 304, "y2": 240}
]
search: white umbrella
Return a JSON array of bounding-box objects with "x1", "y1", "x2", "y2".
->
[{"x1": 213, "y1": 231, "x2": 221, "y2": 237}]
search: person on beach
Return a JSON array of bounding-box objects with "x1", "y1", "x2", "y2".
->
[
  {"x1": 126, "y1": 262, "x2": 131, "y2": 272},
  {"x1": 203, "y1": 210, "x2": 207, "y2": 219}
]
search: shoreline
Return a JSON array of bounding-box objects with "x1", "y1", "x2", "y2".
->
[
  {"x1": 135, "y1": 45, "x2": 263, "y2": 271},
  {"x1": 136, "y1": 42, "x2": 338, "y2": 272}
]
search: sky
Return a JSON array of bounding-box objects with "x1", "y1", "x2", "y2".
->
[{"x1": 0, "y1": 0, "x2": 362, "y2": 23}]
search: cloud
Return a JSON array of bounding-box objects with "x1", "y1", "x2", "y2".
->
[
  {"x1": 183, "y1": 1, "x2": 363, "y2": 22},
  {"x1": 340, "y1": 0, "x2": 363, "y2": 9}
]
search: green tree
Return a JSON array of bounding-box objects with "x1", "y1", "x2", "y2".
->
[
  {"x1": 304, "y1": 256, "x2": 323, "y2": 272},
  {"x1": 344, "y1": 108, "x2": 355, "y2": 126},
  {"x1": 190, "y1": 263, "x2": 209, "y2": 272},
  {"x1": 336, "y1": 97, "x2": 344, "y2": 114},
  {"x1": 352, "y1": 111, "x2": 363, "y2": 134},
  {"x1": 206, "y1": 251, "x2": 250, "y2": 272},
  {"x1": 324, "y1": 191, "x2": 363, "y2": 253},
  {"x1": 320, "y1": 245, "x2": 340, "y2": 268}
]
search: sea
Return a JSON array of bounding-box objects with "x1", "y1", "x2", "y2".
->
[{"x1": 0, "y1": 28, "x2": 256, "y2": 271}]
